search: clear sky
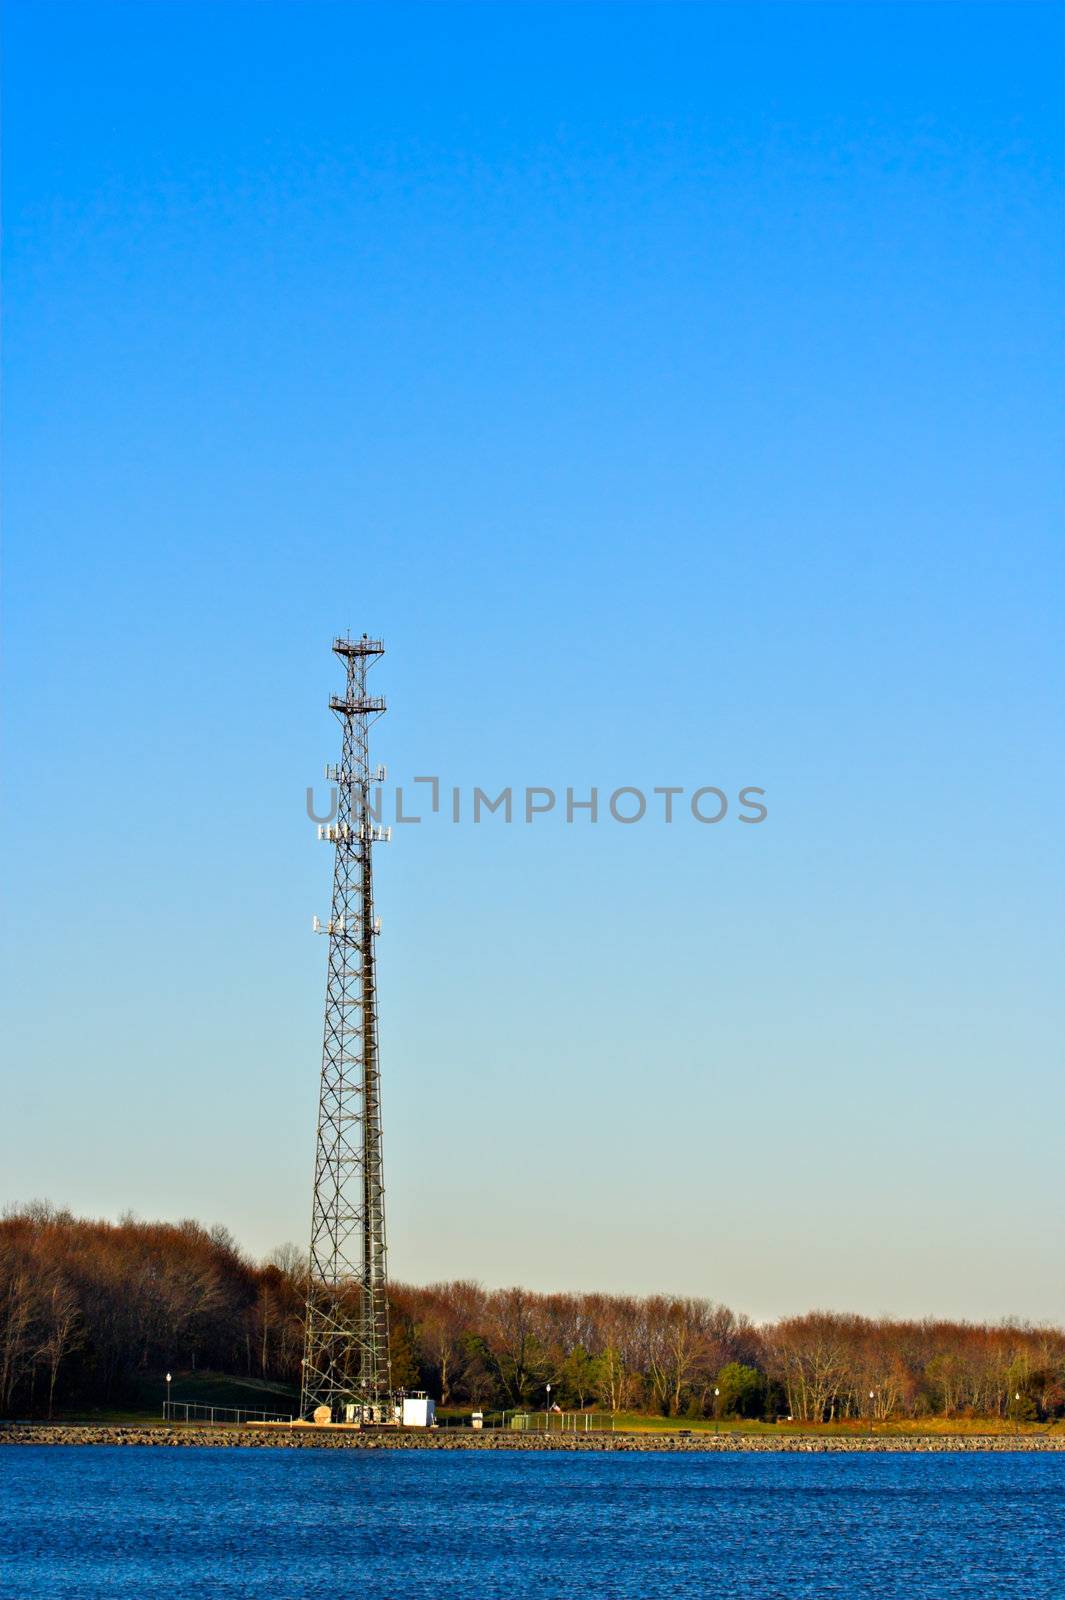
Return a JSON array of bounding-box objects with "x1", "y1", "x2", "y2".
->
[{"x1": 3, "y1": 2, "x2": 1062, "y2": 1323}]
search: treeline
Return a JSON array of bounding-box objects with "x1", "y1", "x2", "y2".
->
[
  {"x1": 3, "y1": 1205, "x2": 1063, "y2": 1422},
  {"x1": 0, "y1": 1204, "x2": 303, "y2": 1416}
]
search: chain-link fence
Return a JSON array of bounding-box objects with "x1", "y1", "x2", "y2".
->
[
  {"x1": 505, "y1": 1411, "x2": 616, "y2": 1433},
  {"x1": 163, "y1": 1401, "x2": 295, "y2": 1426}
]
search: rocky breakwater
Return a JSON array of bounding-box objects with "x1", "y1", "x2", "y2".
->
[{"x1": 2, "y1": 1424, "x2": 1063, "y2": 1452}]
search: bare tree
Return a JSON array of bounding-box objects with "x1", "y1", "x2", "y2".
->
[{"x1": 37, "y1": 1276, "x2": 82, "y2": 1417}]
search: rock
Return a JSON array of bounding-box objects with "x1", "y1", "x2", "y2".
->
[{"x1": 0, "y1": 1423, "x2": 1061, "y2": 1453}]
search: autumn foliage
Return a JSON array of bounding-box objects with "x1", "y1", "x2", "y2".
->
[{"x1": 2, "y1": 1204, "x2": 1062, "y2": 1422}]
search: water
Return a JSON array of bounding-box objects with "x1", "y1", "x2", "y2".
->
[{"x1": 1, "y1": 1446, "x2": 1062, "y2": 1598}]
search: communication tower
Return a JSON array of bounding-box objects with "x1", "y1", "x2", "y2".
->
[{"x1": 300, "y1": 634, "x2": 392, "y2": 1421}]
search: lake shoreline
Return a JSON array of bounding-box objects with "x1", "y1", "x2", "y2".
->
[{"x1": 3, "y1": 1424, "x2": 1063, "y2": 1452}]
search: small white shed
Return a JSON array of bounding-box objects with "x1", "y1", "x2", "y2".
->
[{"x1": 401, "y1": 1393, "x2": 437, "y2": 1428}]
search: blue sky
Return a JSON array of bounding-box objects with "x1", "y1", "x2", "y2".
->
[{"x1": 3, "y1": 2, "x2": 1062, "y2": 1321}]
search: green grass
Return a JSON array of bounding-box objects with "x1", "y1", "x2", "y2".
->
[
  {"x1": 599, "y1": 1412, "x2": 1065, "y2": 1438},
  {"x1": 437, "y1": 1406, "x2": 1064, "y2": 1438}
]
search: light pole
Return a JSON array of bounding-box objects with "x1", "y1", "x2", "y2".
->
[
  {"x1": 546, "y1": 1384, "x2": 551, "y2": 1432},
  {"x1": 714, "y1": 1387, "x2": 720, "y2": 1435},
  {"x1": 868, "y1": 1390, "x2": 875, "y2": 1438},
  {"x1": 1014, "y1": 1391, "x2": 1021, "y2": 1439},
  {"x1": 165, "y1": 1372, "x2": 172, "y2": 1421}
]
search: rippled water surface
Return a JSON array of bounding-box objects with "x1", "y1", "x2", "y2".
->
[{"x1": 2, "y1": 1445, "x2": 1063, "y2": 1598}]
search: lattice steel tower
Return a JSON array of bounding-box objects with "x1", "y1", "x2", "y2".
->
[{"x1": 301, "y1": 634, "x2": 392, "y2": 1421}]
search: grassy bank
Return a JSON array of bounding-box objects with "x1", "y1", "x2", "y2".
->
[
  {"x1": 607, "y1": 1412, "x2": 1065, "y2": 1439},
  {"x1": 48, "y1": 1371, "x2": 298, "y2": 1427},
  {"x1": 34, "y1": 1378, "x2": 1065, "y2": 1439},
  {"x1": 431, "y1": 1406, "x2": 1064, "y2": 1439}
]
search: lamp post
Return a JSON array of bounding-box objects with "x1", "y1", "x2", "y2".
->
[
  {"x1": 868, "y1": 1390, "x2": 875, "y2": 1438},
  {"x1": 165, "y1": 1372, "x2": 172, "y2": 1421},
  {"x1": 1014, "y1": 1391, "x2": 1021, "y2": 1439},
  {"x1": 714, "y1": 1387, "x2": 720, "y2": 1435},
  {"x1": 546, "y1": 1384, "x2": 552, "y2": 1433}
]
